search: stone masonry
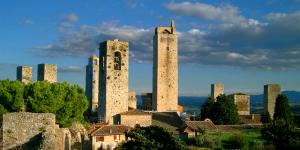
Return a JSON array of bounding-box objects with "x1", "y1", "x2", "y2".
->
[
  {"x1": 37, "y1": 64, "x2": 57, "y2": 83},
  {"x1": 98, "y1": 39, "x2": 129, "y2": 124},
  {"x1": 16, "y1": 65, "x2": 32, "y2": 84},
  {"x1": 86, "y1": 54, "x2": 99, "y2": 114},
  {"x1": 264, "y1": 84, "x2": 281, "y2": 118},
  {"x1": 128, "y1": 91, "x2": 137, "y2": 109},
  {"x1": 153, "y1": 20, "x2": 178, "y2": 112},
  {"x1": 211, "y1": 83, "x2": 224, "y2": 100},
  {"x1": 230, "y1": 93, "x2": 250, "y2": 115},
  {"x1": 1, "y1": 112, "x2": 71, "y2": 150}
]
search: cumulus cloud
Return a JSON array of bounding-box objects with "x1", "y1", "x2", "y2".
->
[{"x1": 33, "y1": 6, "x2": 300, "y2": 70}]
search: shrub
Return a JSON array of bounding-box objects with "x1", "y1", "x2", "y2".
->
[{"x1": 223, "y1": 133, "x2": 248, "y2": 149}]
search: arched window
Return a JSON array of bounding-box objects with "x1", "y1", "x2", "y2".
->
[{"x1": 114, "y1": 52, "x2": 121, "y2": 70}]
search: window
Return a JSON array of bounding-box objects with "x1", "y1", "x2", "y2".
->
[
  {"x1": 114, "y1": 52, "x2": 121, "y2": 70},
  {"x1": 114, "y1": 135, "x2": 117, "y2": 140},
  {"x1": 96, "y1": 136, "x2": 104, "y2": 142}
]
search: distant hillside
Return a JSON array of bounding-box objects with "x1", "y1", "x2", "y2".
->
[{"x1": 136, "y1": 91, "x2": 300, "y2": 115}]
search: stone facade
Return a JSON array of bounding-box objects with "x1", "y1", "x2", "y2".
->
[
  {"x1": 1, "y1": 112, "x2": 71, "y2": 150},
  {"x1": 99, "y1": 40, "x2": 129, "y2": 124},
  {"x1": 211, "y1": 83, "x2": 224, "y2": 100},
  {"x1": 142, "y1": 93, "x2": 152, "y2": 110},
  {"x1": 37, "y1": 64, "x2": 57, "y2": 83},
  {"x1": 86, "y1": 55, "x2": 99, "y2": 114},
  {"x1": 153, "y1": 20, "x2": 178, "y2": 112},
  {"x1": 230, "y1": 93, "x2": 250, "y2": 115},
  {"x1": 264, "y1": 84, "x2": 281, "y2": 118},
  {"x1": 16, "y1": 65, "x2": 32, "y2": 84},
  {"x1": 120, "y1": 110, "x2": 152, "y2": 127},
  {"x1": 128, "y1": 91, "x2": 137, "y2": 109}
]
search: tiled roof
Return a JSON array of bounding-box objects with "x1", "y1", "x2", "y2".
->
[
  {"x1": 151, "y1": 112, "x2": 184, "y2": 135},
  {"x1": 119, "y1": 110, "x2": 152, "y2": 116},
  {"x1": 217, "y1": 124, "x2": 263, "y2": 131},
  {"x1": 184, "y1": 120, "x2": 218, "y2": 132},
  {"x1": 91, "y1": 125, "x2": 131, "y2": 136}
]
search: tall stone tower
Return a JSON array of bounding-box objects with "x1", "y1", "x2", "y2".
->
[
  {"x1": 98, "y1": 40, "x2": 129, "y2": 124},
  {"x1": 152, "y1": 20, "x2": 178, "y2": 112},
  {"x1": 16, "y1": 66, "x2": 32, "y2": 84},
  {"x1": 85, "y1": 55, "x2": 99, "y2": 114},
  {"x1": 37, "y1": 64, "x2": 57, "y2": 83},
  {"x1": 211, "y1": 83, "x2": 224, "y2": 100},
  {"x1": 264, "y1": 84, "x2": 281, "y2": 118}
]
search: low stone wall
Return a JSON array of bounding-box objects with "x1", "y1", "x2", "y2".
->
[{"x1": 121, "y1": 114, "x2": 152, "y2": 127}]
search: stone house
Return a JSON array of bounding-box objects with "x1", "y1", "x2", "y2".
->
[
  {"x1": 180, "y1": 119, "x2": 217, "y2": 139},
  {"x1": 120, "y1": 110, "x2": 152, "y2": 128},
  {"x1": 90, "y1": 125, "x2": 131, "y2": 150}
]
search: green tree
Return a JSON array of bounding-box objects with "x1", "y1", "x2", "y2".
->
[
  {"x1": 273, "y1": 94, "x2": 293, "y2": 124},
  {"x1": 200, "y1": 95, "x2": 240, "y2": 125},
  {"x1": 0, "y1": 80, "x2": 24, "y2": 112},
  {"x1": 117, "y1": 126, "x2": 187, "y2": 150},
  {"x1": 200, "y1": 96, "x2": 214, "y2": 120}
]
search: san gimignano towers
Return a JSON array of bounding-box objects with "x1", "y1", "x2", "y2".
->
[
  {"x1": 153, "y1": 20, "x2": 178, "y2": 112},
  {"x1": 85, "y1": 55, "x2": 99, "y2": 114},
  {"x1": 98, "y1": 40, "x2": 129, "y2": 124}
]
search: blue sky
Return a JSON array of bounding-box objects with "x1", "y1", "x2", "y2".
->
[{"x1": 1, "y1": 0, "x2": 300, "y2": 96}]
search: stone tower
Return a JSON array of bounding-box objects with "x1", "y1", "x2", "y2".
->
[
  {"x1": 152, "y1": 20, "x2": 178, "y2": 112},
  {"x1": 16, "y1": 66, "x2": 32, "y2": 84},
  {"x1": 98, "y1": 40, "x2": 129, "y2": 124},
  {"x1": 211, "y1": 83, "x2": 224, "y2": 100},
  {"x1": 264, "y1": 84, "x2": 281, "y2": 118},
  {"x1": 37, "y1": 64, "x2": 57, "y2": 83},
  {"x1": 85, "y1": 55, "x2": 99, "y2": 114},
  {"x1": 229, "y1": 93, "x2": 250, "y2": 115}
]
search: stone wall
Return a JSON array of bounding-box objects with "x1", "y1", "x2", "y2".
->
[
  {"x1": 153, "y1": 21, "x2": 178, "y2": 112},
  {"x1": 1, "y1": 112, "x2": 72, "y2": 150},
  {"x1": 211, "y1": 83, "x2": 224, "y2": 100},
  {"x1": 264, "y1": 84, "x2": 281, "y2": 118},
  {"x1": 16, "y1": 66, "x2": 32, "y2": 84},
  {"x1": 120, "y1": 113, "x2": 152, "y2": 127},
  {"x1": 99, "y1": 40, "x2": 129, "y2": 124},
  {"x1": 38, "y1": 64, "x2": 57, "y2": 83}
]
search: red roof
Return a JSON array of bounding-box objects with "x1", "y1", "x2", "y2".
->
[{"x1": 91, "y1": 125, "x2": 132, "y2": 136}]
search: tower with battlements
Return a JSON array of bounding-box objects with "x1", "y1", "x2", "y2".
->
[
  {"x1": 85, "y1": 55, "x2": 99, "y2": 114},
  {"x1": 152, "y1": 20, "x2": 178, "y2": 112},
  {"x1": 98, "y1": 40, "x2": 129, "y2": 124},
  {"x1": 37, "y1": 64, "x2": 57, "y2": 83},
  {"x1": 16, "y1": 66, "x2": 32, "y2": 84}
]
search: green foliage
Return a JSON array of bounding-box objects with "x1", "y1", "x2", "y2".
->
[
  {"x1": 223, "y1": 133, "x2": 248, "y2": 149},
  {"x1": 0, "y1": 80, "x2": 24, "y2": 112},
  {"x1": 261, "y1": 111, "x2": 272, "y2": 124},
  {"x1": 0, "y1": 104, "x2": 8, "y2": 116},
  {"x1": 0, "y1": 80, "x2": 88, "y2": 127},
  {"x1": 273, "y1": 94, "x2": 293, "y2": 124},
  {"x1": 187, "y1": 135, "x2": 217, "y2": 149},
  {"x1": 117, "y1": 126, "x2": 187, "y2": 150},
  {"x1": 200, "y1": 94, "x2": 240, "y2": 125}
]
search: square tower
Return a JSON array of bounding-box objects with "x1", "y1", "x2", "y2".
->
[
  {"x1": 37, "y1": 64, "x2": 57, "y2": 83},
  {"x1": 264, "y1": 84, "x2": 281, "y2": 118},
  {"x1": 16, "y1": 66, "x2": 32, "y2": 84},
  {"x1": 152, "y1": 20, "x2": 178, "y2": 112},
  {"x1": 211, "y1": 83, "x2": 224, "y2": 100},
  {"x1": 229, "y1": 93, "x2": 250, "y2": 115},
  {"x1": 85, "y1": 54, "x2": 99, "y2": 114},
  {"x1": 98, "y1": 40, "x2": 129, "y2": 124}
]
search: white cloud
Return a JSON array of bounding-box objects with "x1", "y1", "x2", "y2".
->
[{"x1": 18, "y1": 19, "x2": 35, "y2": 25}]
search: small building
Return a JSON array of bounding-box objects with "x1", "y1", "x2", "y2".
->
[
  {"x1": 120, "y1": 110, "x2": 152, "y2": 128},
  {"x1": 181, "y1": 119, "x2": 217, "y2": 139},
  {"x1": 229, "y1": 93, "x2": 250, "y2": 115},
  {"x1": 90, "y1": 125, "x2": 131, "y2": 150},
  {"x1": 141, "y1": 93, "x2": 152, "y2": 110},
  {"x1": 128, "y1": 91, "x2": 137, "y2": 109}
]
